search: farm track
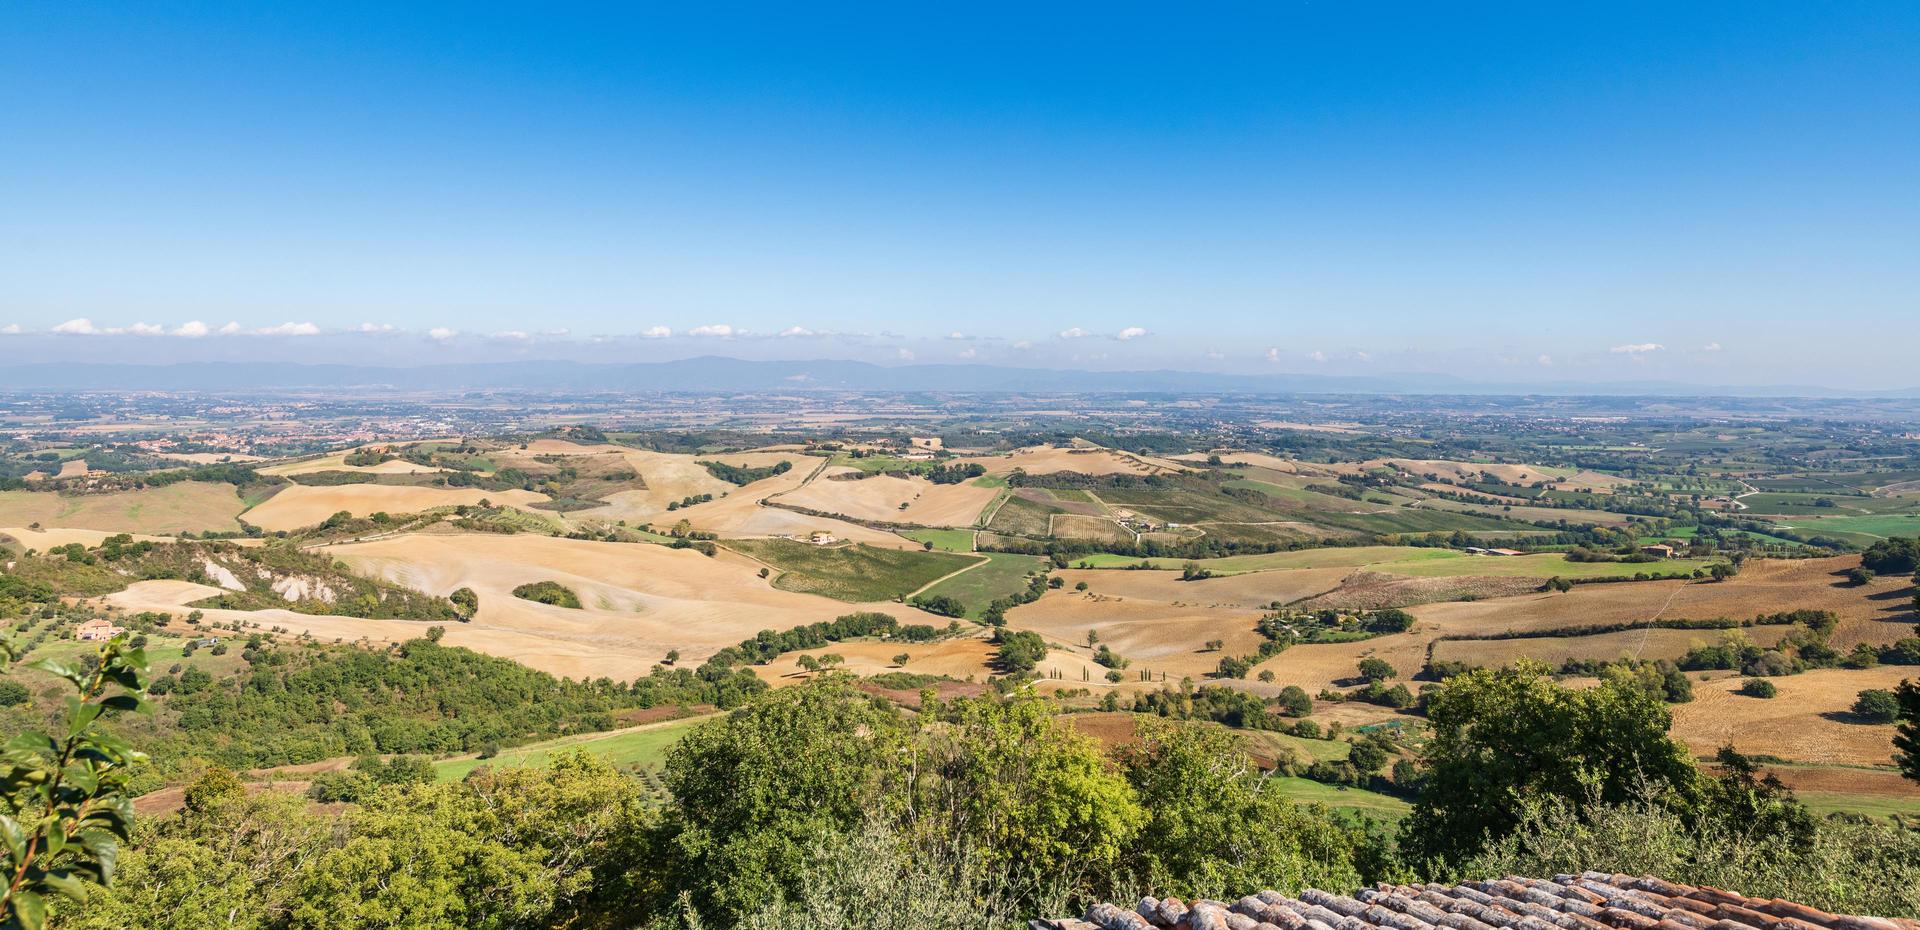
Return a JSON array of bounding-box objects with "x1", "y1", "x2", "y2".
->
[{"x1": 903, "y1": 553, "x2": 992, "y2": 599}]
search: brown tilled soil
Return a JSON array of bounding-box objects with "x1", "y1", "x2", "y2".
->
[{"x1": 1298, "y1": 571, "x2": 1543, "y2": 610}]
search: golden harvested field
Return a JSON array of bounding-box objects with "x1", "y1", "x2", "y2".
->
[
  {"x1": 774, "y1": 469, "x2": 997, "y2": 527},
  {"x1": 1408, "y1": 557, "x2": 1913, "y2": 650},
  {"x1": 1008, "y1": 582, "x2": 1276, "y2": 680},
  {"x1": 1056, "y1": 567, "x2": 1352, "y2": 610},
  {"x1": 261, "y1": 455, "x2": 445, "y2": 476},
  {"x1": 1172, "y1": 451, "x2": 1342, "y2": 474},
  {"x1": 156, "y1": 452, "x2": 267, "y2": 465},
  {"x1": 0, "y1": 526, "x2": 173, "y2": 550},
  {"x1": 0, "y1": 483, "x2": 246, "y2": 535},
  {"x1": 966, "y1": 445, "x2": 1191, "y2": 477},
  {"x1": 1670, "y1": 666, "x2": 1919, "y2": 766},
  {"x1": 102, "y1": 533, "x2": 932, "y2": 681},
  {"x1": 1369, "y1": 458, "x2": 1570, "y2": 484},
  {"x1": 240, "y1": 484, "x2": 549, "y2": 531},
  {"x1": 1427, "y1": 626, "x2": 1793, "y2": 669},
  {"x1": 1565, "y1": 470, "x2": 1631, "y2": 492},
  {"x1": 755, "y1": 638, "x2": 995, "y2": 684}
]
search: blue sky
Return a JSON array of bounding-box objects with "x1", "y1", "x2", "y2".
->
[{"x1": 2, "y1": 2, "x2": 1916, "y2": 386}]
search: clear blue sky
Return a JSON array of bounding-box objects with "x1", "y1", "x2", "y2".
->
[{"x1": 2, "y1": 2, "x2": 1916, "y2": 386}]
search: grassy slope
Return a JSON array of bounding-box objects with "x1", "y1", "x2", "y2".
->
[
  {"x1": 916, "y1": 552, "x2": 1046, "y2": 618},
  {"x1": 901, "y1": 528, "x2": 977, "y2": 552},
  {"x1": 727, "y1": 539, "x2": 981, "y2": 602},
  {"x1": 433, "y1": 715, "x2": 716, "y2": 781},
  {"x1": 0, "y1": 483, "x2": 246, "y2": 535},
  {"x1": 1268, "y1": 776, "x2": 1411, "y2": 819}
]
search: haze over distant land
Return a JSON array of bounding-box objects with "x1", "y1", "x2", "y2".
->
[
  {"x1": 3, "y1": 4, "x2": 1916, "y2": 386},
  {"x1": 0, "y1": 357, "x2": 1914, "y2": 398}
]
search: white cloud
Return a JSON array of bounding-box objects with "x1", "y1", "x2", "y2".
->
[
  {"x1": 895, "y1": 348, "x2": 915, "y2": 361},
  {"x1": 53, "y1": 318, "x2": 97, "y2": 334},
  {"x1": 1057, "y1": 327, "x2": 1090, "y2": 339},
  {"x1": 218, "y1": 322, "x2": 242, "y2": 335},
  {"x1": 1609, "y1": 343, "x2": 1664, "y2": 355},
  {"x1": 356, "y1": 322, "x2": 398, "y2": 334},
  {"x1": 173, "y1": 321, "x2": 210, "y2": 338},
  {"x1": 1265, "y1": 348, "x2": 1281, "y2": 363},
  {"x1": 0, "y1": 324, "x2": 20, "y2": 335},
  {"x1": 427, "y1": 327, "x2": 456, "y2": 342},
  {"x1": 957, "y1": 347, "x2": 977, "y2": 360},
  {"x1": 1308, "y1": 350, "x2": 1328, "y2": 363},
  {"x1": 1702, "y1": 342, "x2": 1722, "y2": 352},
  {"x1": 126, "y1": 322, "x2": 165, "y2": 336},
  {"x1": 257, "y1": 321, "x2": 321, "y2": 336},
  {"x1": 1012, "y1": 340, "x2": 1032, "y2": 350},
  {"x1": 1115, "y1": 326, "x2": 1148, "y2": 341},
  {"x1": 1204, "y1": 349, "x2": 1223, "y2": 360},
  {"x1": 689, "y1": 324, "x2": 735, "y2": 337},
  {"x1": 492, "y1": 330, "x2": 531, "y2": 341},
  {"x1": 640, "y1": 326, "x2": 672, "y2": 339},
  {"x1": 1537, "y1": 354, "x2": 1554, "y2": 367},
  {"x1": 947, "y1": 331, "x2": 967, "y2": 340},
  {"x1": 1353, "y1": 350, "x2": 1371, "y2": 362},
  {"x1": 779, "y1": 326, "x2": 816, "y2": 338}
]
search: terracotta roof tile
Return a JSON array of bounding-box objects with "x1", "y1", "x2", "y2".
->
[{"x1": 1034, "y1": 875, "x2": 1916, "y2": 930}]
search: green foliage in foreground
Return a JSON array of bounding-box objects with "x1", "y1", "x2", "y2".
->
[
  {"x1": 0, "y1": 634, "x2": 150, "y2": 929},
  {"x1": 22, "y1": 662, "x2": 1920, "y2": 928}
]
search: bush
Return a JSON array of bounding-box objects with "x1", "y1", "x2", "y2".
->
[
  {"x1": 1740, "y1": 678, "x2": 1777, "y2": 698},
  {"x1": 1854, "y1": 688, "x2": 1900, "y2": 723},
  {"x1": 511, "y1": 580, "x2": 582, "y2": 609},
  {"x1": 0, "y1": 679, "x2": 29, "y2": 707}
]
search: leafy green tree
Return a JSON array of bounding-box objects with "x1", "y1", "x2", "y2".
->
[
  {"x1": 0, "y1": 634, "x2": 150, "y2": 929},
  {"x1": 1854, "y1": 688, "x2": 1900, "y2": 723},
  {"x1": 289, "y1": 751, "x2": 649, "y2": 930},
  {"x1": 1357, "y1": 657, "x2": 1397, "y2": 682},
  {"x1": 915, "y1": 693, "x2": 1142, "y2": 889},
  {"x1": 448, "y1": 587, "x2": 479, "y2": 621},
  {"x1": 1113, "y1": 719, "x2": 1364, "y2": 898},
  {"x1": 991, "y1": 630, "x2": 1046, "y2": 674},
  {"x1": 1401, "y1": 662, "x2": 1702, "y2": 866},
  {"x1": 1893, "y1": 680, "x2": 1920, "y2": 783},
  {"x1": 657, "y1": 680, "x2": 908, "y2": 922}
]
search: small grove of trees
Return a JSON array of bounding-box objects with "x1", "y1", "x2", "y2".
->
[
  {"x1": 992, "y1": 629, "x2": 1047, "y2": 673},
  {"x1": 1862, "y1": 537, "x2": 1920, "y2": 575},
  {"x1": 511, "y1": 580, "x2": 582, "y2": 609}
]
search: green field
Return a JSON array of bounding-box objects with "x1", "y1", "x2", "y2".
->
[
  {"x1": 727, "y1": 539, "x2": 981, "y2": 601},
  {"x1": 1385, "y1": 552, "x2": 1719, "y2": 580},
  {"x1": 1741, "y1": 492, "x2": 1918, "y2": 516},
  {"x1": 914, "y1": 552, "x2": 1047, "y2": 618},
  {"x1": 433, "y1": 715, "x2": 716, "y2": 782},
  {"x1": 1268, "y1": 776, "x2": 1410, "y2": 820},
  {"x1": 900, "y1": 527, "x2": 977, "y2": 552},
  {"x1": 1775, "y1": 513, "x2": 1920, "y2": 542},
  {"x1": 1071, "y1": 545, "x2": 1459, "y2": 574},
  {"x1": 1798, "y1": 790, "x2": 1920, "y2": 820},
  {"x1": 1068, "y1": 545, "x2": 1709, "y2": 580}
]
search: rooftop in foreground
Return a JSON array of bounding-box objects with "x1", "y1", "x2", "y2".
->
[{"x1": 1040, "y1": 872, "x2": 1920, "y2": 930}]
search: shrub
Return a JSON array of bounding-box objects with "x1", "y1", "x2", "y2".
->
[
  {"x1": 1854, "y1": 688, "x2": 1900, "y2": 723},
  {"x1": 511, "y1": 580, "x2": 582, "y2": 609},
  {"x1": 1740, "y1": 678, "x2": 1777, "y2": 698}
]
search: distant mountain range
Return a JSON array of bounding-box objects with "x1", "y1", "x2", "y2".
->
[{"x1": 0, "y1": 358, "x2": 1913, "y2": 398}]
